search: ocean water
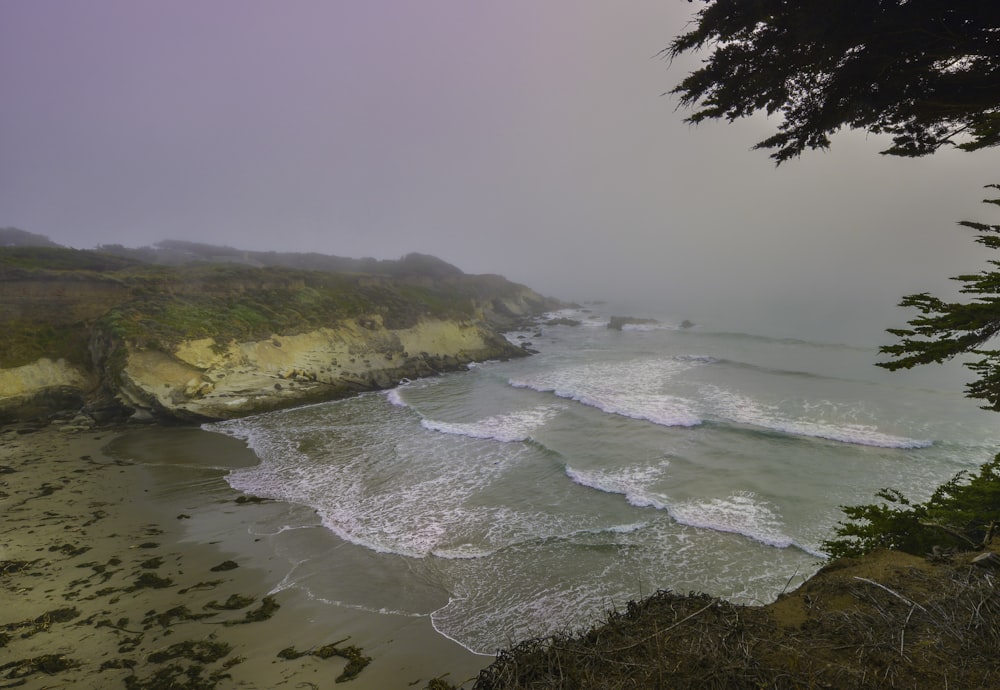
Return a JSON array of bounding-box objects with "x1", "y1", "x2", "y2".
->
[{"x1": 205, "y1": 308, "x2": 999, "y2": 655}]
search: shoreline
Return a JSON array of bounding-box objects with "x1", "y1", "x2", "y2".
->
[{"x1": 0, "y1": 421, "x2": 487, "y2": 689}]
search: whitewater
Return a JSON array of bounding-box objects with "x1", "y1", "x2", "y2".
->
[{"x1": 206, "y1": 307, "x2": 998, "y2": 655}]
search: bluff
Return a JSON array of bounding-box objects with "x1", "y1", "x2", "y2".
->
[{"x1": 0, "y1": 244, "x2": 562, "y2": 424}]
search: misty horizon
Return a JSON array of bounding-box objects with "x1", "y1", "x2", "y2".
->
[{"x1": 4, "y1": 1, "x2": 1000, "y2": 344}]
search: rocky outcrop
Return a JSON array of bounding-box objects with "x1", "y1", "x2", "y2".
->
[
  {"x1": 0, "y1": 246, "x2": 561, "y2": 424},
  {"x1": 607, "y1": 316, "x2": 659, "y2": 331},
  {"x1": 0, "y1": 358, "x2": 94, "y2": 424},
  {"x1": 111, "y1": 317, "x2": 525, "y2": 422}
]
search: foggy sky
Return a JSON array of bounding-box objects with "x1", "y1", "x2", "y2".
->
[{"x1": 3, "y1": 1, "x2": 1000, "y2": 344}]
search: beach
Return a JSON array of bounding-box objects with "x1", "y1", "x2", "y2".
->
[
  {"x1": 0, "y1": 421, "x2": 487, "y2": 689},
  {"x1": 3, "y1": 315, "x2": 996, "y2": 689}
]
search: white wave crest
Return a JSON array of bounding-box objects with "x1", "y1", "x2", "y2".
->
[
  {"x1": 509, "y1": 357, "x2": 703, "y2": 428},
  {"x1": 566, "y1": 466, "x2": 807, "y2": 552},
  {"x1": 566, "y1": 465, "x2": 670, "y2": 510},
  {"x1": 668, "y1": 491, "x2": 793, "y2": 549},
  {"x1": 702, "y1": 386, "x2": 932, "y2": 449},
  {"x1": 385, "y1": 388, "x2": 409, "y2": 407},
  {"x1": 420, "y1": 406, "x2": 560, "y2": 443}
]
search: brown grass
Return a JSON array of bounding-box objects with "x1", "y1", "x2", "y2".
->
[{"x1": 471, "y1": 549, "x2": 1000, "y2": 689}]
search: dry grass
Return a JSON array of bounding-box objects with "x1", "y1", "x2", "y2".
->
[{"x1": 471, "y1": 549, "x2": 1000, "y2": 689}]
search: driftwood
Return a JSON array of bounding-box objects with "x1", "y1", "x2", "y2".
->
[{"x1": 971, "y1": 551, "x2": 1000, "y2": 569}]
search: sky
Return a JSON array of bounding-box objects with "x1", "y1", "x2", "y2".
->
[{"x1": 3, "y1": 1, "x2": 1000, "y2": 344}]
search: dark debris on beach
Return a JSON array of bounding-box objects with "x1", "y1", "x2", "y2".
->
[{"x1": 0, "y1": 427, "x2": 380, "y2": 689}]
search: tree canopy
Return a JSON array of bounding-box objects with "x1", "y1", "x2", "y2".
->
[
  {"x1": 669, "y1": 4, "x2": 1000, "y2": 558},
  {"x1": 669, "y1": 1, "x2": 1000, "y2": 162},
  {"x1": 879, "y1": 187, "x2": 1000, "y2": 411}
]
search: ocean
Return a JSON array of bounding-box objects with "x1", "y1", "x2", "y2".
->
[{"x1": 205, "y1": 306, "x2": 999, "y2": 656}]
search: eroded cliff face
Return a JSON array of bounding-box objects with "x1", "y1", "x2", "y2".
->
[
  {"x1": 0, "y1": 316, "x2": 531, "y2": 424},
  {"x1": 0, "y1": 248, "x2": 562, "y2": 424},
  {"x1": 113, "y1": 317, "x2": 525, "y2": 422},
  {"x1": 0, "y1": 358, "x2": 95, "y2": 424}
]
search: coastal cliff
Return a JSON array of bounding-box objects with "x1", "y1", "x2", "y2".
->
[
  {"x1": 0, "y1": 243, "x2": 561, "y2": 424},
  {"x1": 113, "y1": 317, "x2": 522, "y2": 422}
]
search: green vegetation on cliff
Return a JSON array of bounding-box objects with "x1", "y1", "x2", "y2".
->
[
  {"x1": 98, "y1": 265, "x2": 488, "y2": 349},
  {"x1": 0, "y1": 241, "x2": 561, "y2": 422},
  {"x1": 1, "y1": 244, "x2": 551, "y2": 358},
  {"x1": 0, "y1": 319, "x2": 92, "y2": 369},
  {"x1": 0, "y1": 245, "x2": 141, "y2": 274},
  {"x1": 824, "y1": 454, "x2": 1000, "y2": 559}
]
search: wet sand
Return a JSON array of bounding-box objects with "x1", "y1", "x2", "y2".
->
[{"x1": 0, "y1": 422, "x2": 487, "y2": 689}]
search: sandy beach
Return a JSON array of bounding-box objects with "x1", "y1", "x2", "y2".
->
[{"x1": 0, "y1": 421, "x2": 488, "y2": 689}]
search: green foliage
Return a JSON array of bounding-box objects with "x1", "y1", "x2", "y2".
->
[
  {"x1": 2, "y1": 248, "x2": 544, "y2": 405},
  {"x1": 0, "y1": 227, "x2": 61, "y2": 248},
  {"x1": 0, "y1": 320, "x2": 91, "y2": 368},
  {"x1": 669, "y1": 2, "x2": 1000, "y2": 162},
  {"x1": 824, "y1": 454, "x2": 1000, "y2": 558},
  {"x1": 879, "y1": 186, "x2": 1000, "y2": 410},
  {"x1": 97, "y1": 265, "x2": 490, "y2": 351},
  {"x1": 0, "y1": 246, "x2": 139, "y2": 273}
]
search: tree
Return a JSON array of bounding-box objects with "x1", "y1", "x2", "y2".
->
[
  {"x1": 669, "y1": 3, "x2": 1000, "y2": 557},
  {"x1": 879, "y1": 187, "x2": 1000, "y2": 411},
  {"x1": 819, "y1": 190, "x2": 1000, "y2": 557},
  {"x1": 823, "y1": 455, "x2": 1000, "y2": 558},
  {"x1": 669, "y1": 1, "x2": 1000, "y2": 162}
]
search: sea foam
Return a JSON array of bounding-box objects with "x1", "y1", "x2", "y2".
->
[
  {"x1": 565, "y1": 465, "x2": 805, "y2": 552},
  {"x1": 566, "y1": 465, "x2": 670, "y2": 510},
  {"x1": 385, "y1": 387, "x2": 408, "y2": 407},
  {"x1": 509, "y1": 357, "x2": 703, "y2": 428},
  {"x1": 668, "y1": 491, "x2": 794, "y2": 550},
  {"x1": 420, "y1": 406, "x2": 560, "y2": 443},
  {"x1": 701, "y1": 385, "x2": 932, "y2": 449}
]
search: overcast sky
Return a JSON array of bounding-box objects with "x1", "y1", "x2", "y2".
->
[{"x1": 3, "y1": 1, "x2": 1000, "y2": 343}]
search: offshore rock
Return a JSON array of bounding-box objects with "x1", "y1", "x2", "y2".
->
[{"x1": 607, "y1": 316, "x2": 659, "y2": 331}]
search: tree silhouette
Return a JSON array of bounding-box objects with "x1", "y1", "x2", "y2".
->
[{"x1": 669, "y1": 1, "x2": 1000, "y2": 163}]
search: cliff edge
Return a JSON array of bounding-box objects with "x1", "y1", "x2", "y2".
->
[
  {"x1": 471, "y1": 546, "x2": 1000, "y2": 689},
  {"x1": 0, "y1": 245, "x2": 562, "y2": 424}
]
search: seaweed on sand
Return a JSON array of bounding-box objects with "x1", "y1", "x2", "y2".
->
[
  {"x1": 2, "y1": 606, "x2": 80, "y2": 639},
  {"x1": 48, "y1": 542, "x2": 90, "y2": 557},
  {"x1": 129, "y1": 572, "x2": 174, "y2": 591},
  {"x1": 277, "y1": 637, "x2": 372, "y2": 683},
  {"x1": 147, "y1": 639, "x2": 232, "y2": 664},
  {"x1": 204, "y1": 594, "x2": 255, "y2": 611},
  {"x1": 143, "y1": 605, "x2": 214, "y2": 629},
  {"x1": 0, "y1": 653, "x2": 80, "y2": 679},
  {"x1": 223, "y1": 595, "x2": 279, "y2": 625},
  {"x1": 122, "y1": 638, "x2": 234, "y2": 690},
  {"x1": 0, "y1": 559, "x2": 38, "y2": 575},
  {"x1": 177, "y1": 579, "x2": 224, "y2": 594}
]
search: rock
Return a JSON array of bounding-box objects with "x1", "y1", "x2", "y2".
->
[
  {"x1": 128, "y1": 408, "x2": 157, "y2": 423},
  {"x1": 608, "y1": 316, "x2": 659, "y2": 331},
  {"x1": 2, "y1": 264, "x2": 566, "y2": 423},
  {"x1": 107, "y1": 318, "x2": 536, "y2": 421}
]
